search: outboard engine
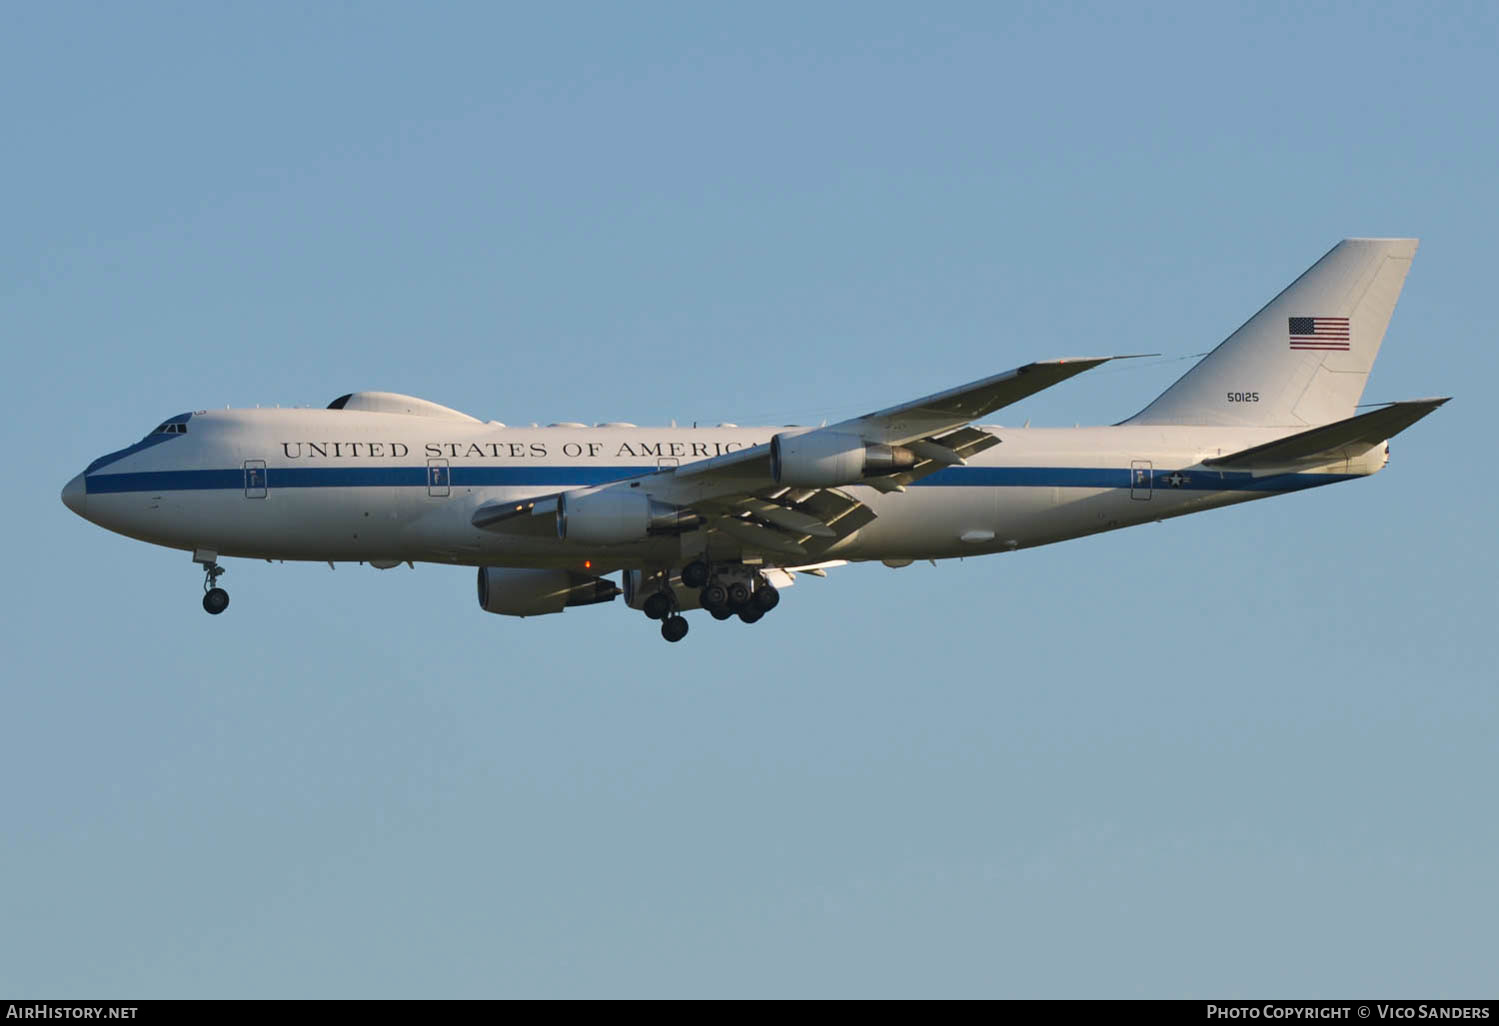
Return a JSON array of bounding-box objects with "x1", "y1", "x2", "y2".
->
[
  {"x1": 476, "y1": 567, "x2": 620, "y2": 617},
  {"x1": 556, "y1": 489, "x2": 701, "y2": 545},
  {"x1": 769, "y1": 431, "x2": 917, "y2": 487}
]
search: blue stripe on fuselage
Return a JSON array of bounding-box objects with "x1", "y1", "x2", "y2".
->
[
  {"x1": 83, "y1": 464, "x2": 1355, "y2": 495},
  {"x1": 919, "y1": 466, "x2": 1349, "y2": 492},
  {"x1": 84, "y1": 465, "x2": 659, "y2": 493}
]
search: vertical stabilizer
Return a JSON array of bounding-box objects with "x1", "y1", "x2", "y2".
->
[{"x1": 1127, "y1": 239, "x2": 1417, "y2": 427}]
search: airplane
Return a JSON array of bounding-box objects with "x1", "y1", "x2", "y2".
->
[{"x1": 61, "y1": 238, "x2": 1447, "y2": 643}]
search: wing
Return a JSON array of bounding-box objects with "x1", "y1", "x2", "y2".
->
[
  {"x1": 476, "y1": 356, "x2": 1130, "y2": 559},
  {"x1": 669, "y1": 355, "x2": 1130, "y2": 484},
  {"x1": 838, "y1": 356, "x2": 1132, "y2": 444}
]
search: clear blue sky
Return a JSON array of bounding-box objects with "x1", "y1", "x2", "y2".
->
[{"x1": 5, "y1": 1, "x2": 1495, "y2": 998}]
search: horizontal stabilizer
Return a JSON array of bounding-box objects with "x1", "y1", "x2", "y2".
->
[{"x1": 1203, "y1": 398, "x2": 1449, "y2": 469}]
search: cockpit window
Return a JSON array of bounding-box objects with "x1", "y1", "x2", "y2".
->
[{"x1": 150, "y1": 421, "x2": 188, "y2": 436}]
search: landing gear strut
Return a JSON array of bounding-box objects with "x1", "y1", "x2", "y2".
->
[{"x1": 201, "y1": 561, "x2": 229, "y2": 615}]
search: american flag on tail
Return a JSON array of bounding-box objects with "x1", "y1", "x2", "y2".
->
[{"x1": 1288, "y1": 317, "x2": 1350, "y2": 351}]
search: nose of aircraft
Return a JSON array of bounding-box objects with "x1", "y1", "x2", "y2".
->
[{"x1": 61, "y1": 472, "x2": 87, "y2": 516}]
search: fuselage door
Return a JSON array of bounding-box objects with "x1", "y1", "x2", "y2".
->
[
  {"x1": 427, "y1": 458, "x2": 451, "y2": 497},
  {"x1": 657, "y1": 457, "x2": 679, "y2": 471},
  {"x1": 1130, "y1": 459, "x2": 1152, "y2": 500},
  {"x1": 244, "y1": 459, "x2": 267, "y2": 499}
]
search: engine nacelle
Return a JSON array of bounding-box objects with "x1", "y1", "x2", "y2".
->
[
  {"x1": 556, "y1": 489, "x2": 702, "y2": 545},
  {"x1": 770, "y1": 431, "x2": 917, "y2": 487},
  {"x1": 476, "y1": 567, "x2": 620, "y2": 617}
]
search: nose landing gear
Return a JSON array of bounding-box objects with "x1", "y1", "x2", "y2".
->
[{"x1": 194, "y1": 551, "x2": 230, "y2": 615}]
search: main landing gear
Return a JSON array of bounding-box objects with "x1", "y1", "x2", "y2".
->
[
  {"x1": 638, "y1": 564, "x2": 785, "y2": 645},
  {"x1": 681, "y1": 560, "x2": 710, "y2": 589},
  {"x1": 641, "y1": 587, "x2": 689, "y2": 643},
  {"x1": 638, "y1": 562, "x2": 782, "y2": 643},
  {"x1": 695, "y1": 561, "x2": 779, "y2": 625},
  {"x1": 701, "y1": 571, "x2": 778, "y2": 624}
]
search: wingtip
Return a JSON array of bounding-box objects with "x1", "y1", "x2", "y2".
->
[
  {"x1": 1040, "y1": 354, "x2": 1152, "y2": 368},
  {"x1": 1061, "y1": 353, "x2": 1159, "y2": 363}
]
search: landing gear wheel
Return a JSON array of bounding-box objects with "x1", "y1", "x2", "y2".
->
[
  {"x1": 727, "y1": 582, "x2": 751, "y2": 608},
  {"x1": 200, "y1": 561, "x2": 229, "y2": 614},
  {"x1": 703, "y1": 584, "x2": 727, "y2": 610},
  {"x1": 710, "y1": 606, "x2": 735, "y2": 621},
  {"x1": 681, "y1": 561, "x2": 709, "y2": 589},
  {"x1": 752, "y1": 584, "x2": 780, "y2": 612},
  {"x1": 738, "y1": 605, "x2": 764, "y2": 624},
  {"x1": 642, "y1": 592, "x2": 672, "y2": 621},
  {"x1": 661, "y1": 615, "x2": 689, "y2": 642}
]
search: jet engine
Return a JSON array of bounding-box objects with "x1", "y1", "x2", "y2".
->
[
  {"x1": 476, "y1": 567, "x2": 620, "y2": 617},
  {"x1": 770, "y1": 431, "x2": 917, "y2": 487},
  {"x1": 555, "y1": 489, "x2": 702, "y2": 545}
]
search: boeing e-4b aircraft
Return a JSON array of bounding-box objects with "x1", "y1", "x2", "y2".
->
[{"x1": 62, "y1": 239, "x2": 1446, "y2": 642}]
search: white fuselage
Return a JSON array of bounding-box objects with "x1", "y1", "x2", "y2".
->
[{"x1": 65, "y1": 408, "x2": 1383, "y2": 571}]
